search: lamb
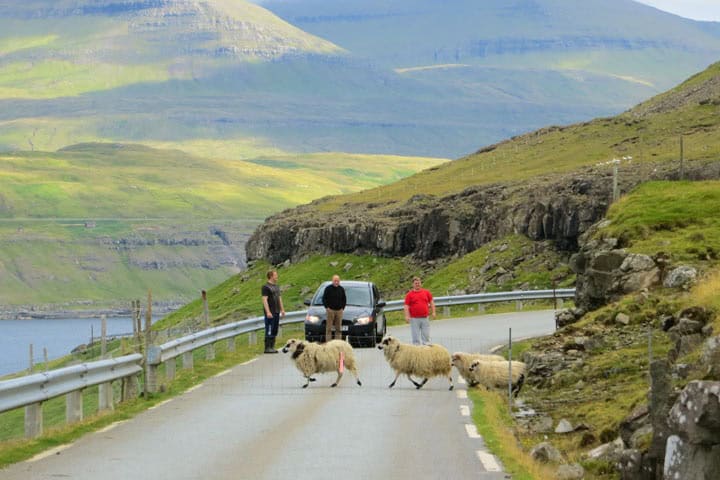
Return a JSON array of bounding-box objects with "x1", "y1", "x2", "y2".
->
[
  {"x1": 377, "y1": 336, "x2": 454, "y2": 390},
  {"x1": 451, "y1": 352, "x2": 506, "y2": 387},
  {"x1": 281, "y1": 338, "x2": 362, "y2": 388},
  {"x1": 468, "y1": 359, "x2": 527, "y2": 397}
]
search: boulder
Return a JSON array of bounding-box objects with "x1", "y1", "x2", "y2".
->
[
  {"x1": 530, "y1": 442, "x2": 562, "y2": 463},
  {"x1": 555, "y1": 418, "x2": 574, "y2": 433},
  {"x1": 702, "y1": 336, "x2": 720, "y2": 378},
  {"x1": 615, "y1": 313, "x2": 630, "y2": 326},
  {"x1": 556, "y1": 463, "x2": 585, "y2": 480},
  {"x1": 663, "y1": 266, "x2": 697, "y2": 289},
  {"x1": 587, "y1": 437, "x2": 625, "y2": 462},
  {"x1": 667, "y1": 381, "x2": 720, "y2": 445}
]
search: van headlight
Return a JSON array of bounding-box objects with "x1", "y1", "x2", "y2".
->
[
  {"x1": 306, "y1": 315, "x2": 320, "y2": 324},
  {"x1": 355, "y1": 316, "x2": 372, "y2": 325}
]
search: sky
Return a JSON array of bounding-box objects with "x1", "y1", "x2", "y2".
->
[{"x1": 635, "y1": 0, "x2": 720, "y2": 21}]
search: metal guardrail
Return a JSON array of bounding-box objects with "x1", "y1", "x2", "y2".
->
[
  {"x1": 0, "y1": 353, "x2": 142, "y2": 414},
  {"x1": 149, "y1": 288, "x2": 576, "y2": 365}
]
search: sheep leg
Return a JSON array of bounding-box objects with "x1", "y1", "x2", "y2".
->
[
  {"x1": 447, "y1": 376, "x2": 454, "y2": 391},
  {"x1": 331, "y1": 370, "x2": 344, "y2": 388},
  {"x1": 302, "y1": 376, "x2": 312, "y2": 389},
  {"x1": 389, "y1": 372, "x2": 401, "y2": 388},
  {"x1": 512, "y1": 374, "x2": 525, "y2": 397},
  {"x1": 409, "y1": 376, "x2": 425, "y2": 389}
]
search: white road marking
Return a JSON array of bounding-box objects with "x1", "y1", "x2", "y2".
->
[
  {"x1": 476, "y1": 451, "x2": 502, "y2": 472},
  {"x1": 148, "y1": 399, "x2": 173, "y2": 410},
  {"x1": 214, "y1": 369, "x2": 232, "y2": 378},
  {"x1": 459, "y1": 405, "x2": 470, "y2": 416},
  {"x1": 456, "y1": 389, "x2": 468, "y2": 399},
  {"x1": 96, "y1": 421, "x2": 127, "y2": 433},
  {"x1": 464, "y1": 423, "x2": 481, "y2": 439},
  {"x1": 240, "y1": 359, "x2": 258, "y2": 366},
  {"x1": 185, "y1": 384, "x2": 203, "y2": 393},
  {"x1": 27, "y1": 444, "x2": 73, "y2": 462},
  {"x1": 457, "y1": 376, "x2": 466, "y2": 385}
]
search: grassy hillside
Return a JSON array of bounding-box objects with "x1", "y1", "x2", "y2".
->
[
  {"x1": 0, "y1": 143, "x2": 443, "y2": 307},
  {"x1": 504, "y1": 180, "x2": 720, "y2": 479},
  {"x1": 311, "y1": 61, "x2": 720, "y2": 212}
]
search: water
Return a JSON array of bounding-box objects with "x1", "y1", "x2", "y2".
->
[{"x1": 0, "y1": 317, "x2": 139, "y2": 376}]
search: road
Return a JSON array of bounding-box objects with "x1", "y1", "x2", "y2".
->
[{"x1": 0, "y1": 311, "x2": 556, "y2": 480}]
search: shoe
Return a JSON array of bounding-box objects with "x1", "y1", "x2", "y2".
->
[{"x1": 264, "y1": 337, "x2": 278, "y2": 354}]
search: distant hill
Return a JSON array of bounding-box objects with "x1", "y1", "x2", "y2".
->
[{"x1": 2, "y1": 0, "x2": 720, "y2": 157}]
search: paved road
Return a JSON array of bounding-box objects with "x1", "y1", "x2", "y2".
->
[{"x1": 1, "y1": 311, "x2": 555, "y2": 480}]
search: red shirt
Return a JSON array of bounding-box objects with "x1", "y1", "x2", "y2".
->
[{"x1": 404, "y1": 289, "x2": 433, "y2": 317}]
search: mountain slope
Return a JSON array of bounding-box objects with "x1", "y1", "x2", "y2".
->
[{"x1": 246, "y1": 61, "x2": 720, "y2": 263}]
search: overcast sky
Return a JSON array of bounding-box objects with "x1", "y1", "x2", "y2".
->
[{"x1": 635, "y1": 1, "x2": 720, "y2": 21}]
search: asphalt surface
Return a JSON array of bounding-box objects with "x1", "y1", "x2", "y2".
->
[{"x1": 0, "y1": 310, "x2": 556, "y2": 480}]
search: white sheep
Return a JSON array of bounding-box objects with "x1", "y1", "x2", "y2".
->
[
  {"x1": 451, "y1": 352, "x2": 506, "y2": 387},
  {"x1": 282, "y1": 338, "x2": 362, "y2": 388},
  {"x1": 377, "y1": 336, "x2": 454, "y2": 390},
  {"x1": 469, "y1": 359, "x2": 527, "y2": 397}
]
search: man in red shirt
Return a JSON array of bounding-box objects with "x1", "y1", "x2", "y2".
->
[{"x1": 404, "y1": 277, "x2": 436, "y2": 345}]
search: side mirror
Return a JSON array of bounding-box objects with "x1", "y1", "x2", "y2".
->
[
  {"x1": 303, "y1": 299, "x2": 311, "y2": 306},
  {"x1": 376, "y1": 301, "x2": 386, "y2": 309}
]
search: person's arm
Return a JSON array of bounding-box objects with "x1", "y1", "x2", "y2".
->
[
  {"x1": 279, "y1": 293, "x2": 285, "y2": 317},
  {"x1": 403, "y1": 304, "x2": 410, "y2": 323},
  {"x1": 322, "y1": 287, "x2": 329, "y2": 309},
  {"x1": 340, "y1": 287, "x2": 346, "y2": 310},
  {"x1": 262, "y1": 295, "x2": 272, "y2": 317},
  {"x1": 430, "y1": 299, "x2": 436, "y2": 319}
]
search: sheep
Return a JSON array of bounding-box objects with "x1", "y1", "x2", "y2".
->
[
  {"x1": 468, "y1": 359, "x2": 527, "y2": 397},
  {"x1": 451, "y1": 352, "x2": 506, "y2": 387},
  {"x1": 281, "y1": 338, "x2": 362, "y2": 388},
  {"x1": 377, "y1": 336, "x2": 453, "y2": 391}
]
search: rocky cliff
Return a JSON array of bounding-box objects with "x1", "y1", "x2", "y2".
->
[{"x1": 247, "y1": 159, "x2": 720, "y2": 265}]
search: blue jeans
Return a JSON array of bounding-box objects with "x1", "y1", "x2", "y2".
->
[{"x1": 265, "y1": 312, "x2": 280, "y2": 339}]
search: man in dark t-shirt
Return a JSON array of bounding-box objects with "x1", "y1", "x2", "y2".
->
[
  {"x1": 261, "y1": 270, "x2": 285, "y2": 353},
  {"x1": 322, "y1": 275, "x2": 346, "y2": 341}
]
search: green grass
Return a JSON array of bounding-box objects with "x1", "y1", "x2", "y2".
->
[{"x1": 597, "y1": 181, "x2": 720, "y2": 263}]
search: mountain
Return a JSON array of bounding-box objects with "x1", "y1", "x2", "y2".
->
[
  {"x1": 2, "y1": 0, "x2": 720, "y2": 157},
  {"x1": 246, "y1": 61, "x2": 720, "y2": 264}
]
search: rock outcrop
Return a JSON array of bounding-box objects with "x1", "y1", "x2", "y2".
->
[{"x1": 247, "y1": 160, "x2": 720, "y2": 265}]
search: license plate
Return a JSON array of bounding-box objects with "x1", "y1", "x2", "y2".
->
[{"x1": 341, "y1": 325, "x2": 349, "y2": 332}]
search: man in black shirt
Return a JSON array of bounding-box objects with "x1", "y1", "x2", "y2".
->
[
  {"x1": 261, "y1": 270, "x2": 285, "y2": 353},
  {"x1": 322, "y1": 274, "x2": 346, "y2": 341}
]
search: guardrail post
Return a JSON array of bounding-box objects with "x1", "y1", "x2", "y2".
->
[
  {"x1": 66, "y1": 390, "x2": 83, "y2": 424},
  {"x1": 122, "y1": 374, "x2": 139, "y2": 401},
  {"x1": 515, "y1": 300, "x2": 523, "y2": 311},
  {"x1": 227, "y1": 336, "x2": 236, "y2": 352},
  {"x1": 25, "y1": 403, "x2": 43, "y2": 438},
  {"x1": 182, "y1": 351, "x2": 194, "y2": 370},
  {"x1": 146, "y1": 346, "x2": 160, "y2": 394},
  {"x1": 99, "y1": 381, "x2": 114, "y2": 412},
  {"x1": 478, "y1": 304, "x2": 485, "y2": 314},
  {"x1": 166, "y1": 358, "x2": 176, "y2": 381},
  {"x1": 249, "y1": 331, "x2": 257, "y2": 346},
  {"x1": 202, "y1": 291, "x2": 215, "y2": 361}
]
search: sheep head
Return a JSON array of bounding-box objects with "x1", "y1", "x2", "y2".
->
[
  {"x1": 378, "y1": 336, "x2": 398, "y2": 350},
  {"x1": 282, "y1": 338, "x2": 305, "y2": 355}
]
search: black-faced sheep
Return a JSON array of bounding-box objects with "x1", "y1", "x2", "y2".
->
[
  {"x1": 282, "y1": 338, "x2": 362, "y2": 388},
  {"x1": 451, "y1": 352, "x2": 506, "y2": 387},
  {"x1": 377, "y1": 336, "x2": 453, "y2": 390},
  {"x1": 469, "y1": 359, "x2": 526, "y2": 397}
]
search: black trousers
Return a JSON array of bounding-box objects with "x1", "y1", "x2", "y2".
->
[{"x1": 264, "y1": 312, "x2": 280, "y2": 339}]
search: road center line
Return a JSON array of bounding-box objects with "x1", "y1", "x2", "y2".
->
[
  {"x1": 456, "y1": 389, "x2": 468, "y2": 399},
  {"x1": 476, "y1": 451, "x2": 502, "y2": 472},
  {"x1": 457, "y1": 376, "x2": 466, "y2": 385},
  {"x1": 459, "y1": 405, "x2": 470, "y2": 416}
]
